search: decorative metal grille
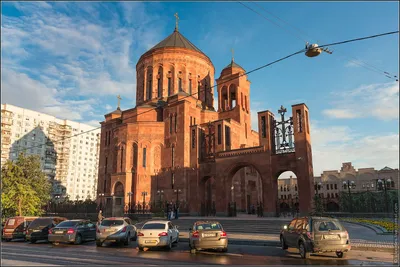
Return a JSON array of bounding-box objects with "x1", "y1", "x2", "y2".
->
[{"x1": 274, "y1": 105, "x2": 295, "y2": 154}]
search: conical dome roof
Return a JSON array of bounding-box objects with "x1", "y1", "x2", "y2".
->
[{"x1": 147, "y1": 28, "x2": 205, "y2": 55}]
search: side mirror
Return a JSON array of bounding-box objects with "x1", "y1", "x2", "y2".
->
[
  {"x1": 189, "y1": 228, "x2": 192, "y2": 231},
  {"x1": 283, "y1": 225, "x2": 288, "y2": 230}
]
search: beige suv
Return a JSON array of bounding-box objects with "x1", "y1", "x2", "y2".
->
[{"x1": 280, "y1": 216, "x2": 350, "y2": 259}]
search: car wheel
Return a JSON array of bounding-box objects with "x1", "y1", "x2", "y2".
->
[
  {"x1": 221, "y1": 247, "x2": 228, "y2": 252},
  {"x1": 96, "y1": 240, "x2": 102, "y2": 247},
  {"x1": 124, "y1": 233, "x2": 131, "y2": 246},
  {"x1": 336, "y1": 252, "x2": 345, "y2": 258},
  {"x1": 74, "y1": 234, "x2": 82, "y2": 245},
  {"x1": 30, "y1": 239, "x2": 37, "y2": 244},
  {"x1": 5, "y1": 239, "x2": 12, "y2": 242},
  {"x1": 299, "y1": 242, "x2": 310, "y2": 259},
  {"x1": 280, "y1": 235, "x2": 288, "y2": 250},
  {"x1": 138, "y1": 246, "x2": 144, "y2": 251},
  {"x1": 132, "y1": 232, "x2": 137, "y2": 241},
  {"x1": 175, "y1": 235, "x2": 179, "y2": 243},
  {"x1": 166, "y1": 239, "x2": 172, "y2": 250}
]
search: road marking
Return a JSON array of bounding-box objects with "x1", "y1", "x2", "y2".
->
[{"x1": 181, "y1": 250, "x2": 243, "y2": 257}]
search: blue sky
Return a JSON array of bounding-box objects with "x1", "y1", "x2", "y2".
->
[{"x1": 1, "y1": 1, "x2": 399, "y2": 174}]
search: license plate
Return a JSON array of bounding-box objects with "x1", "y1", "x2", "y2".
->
[
  {"x1": 145, "y1": 240, "x2": 156, "y2": 244},
  {"x1": 33, "y1": 230, "x2": 40, "y2": 232},
  {"x1": 106, "y1": 229, "x2": 114, "y2": 233},
  {"x1": 324, "y1": 235, "x2": 339, "y2": 240},
  {"x1": 55, "y1": 231, "x2": 63, "y2": 234},
  {"x1": 204, "y1": 233, "x2": 215, "y2": 237}
]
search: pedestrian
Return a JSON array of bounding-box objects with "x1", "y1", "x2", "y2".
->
[
  {"x1": 98, "y1": 209, "x2": 105, "y2": 225},
  {"x1": 167, "y1": 203, "x2": 172, "y2": 220},
  {"x1": 175, "y1": 204, "x2": 179, "y2": 219}
]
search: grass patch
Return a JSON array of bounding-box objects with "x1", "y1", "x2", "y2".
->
[{"x1": 342, "y1": 218, "x2": 398, "y2": 232}]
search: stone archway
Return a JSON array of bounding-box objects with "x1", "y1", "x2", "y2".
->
[
  {"x1": 326, "y1": 201, "x2": 340, "y2": 212},
  {"x1": 219, "y1": 162, "x2": 265, "y2": 217},
  {"x1": 114, "y1": 182, "x2": 125, "y2": 197}
]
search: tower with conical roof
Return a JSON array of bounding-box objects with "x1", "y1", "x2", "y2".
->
[{"x1": 216, "y1": 51, "x2": 252, "y2": 146}]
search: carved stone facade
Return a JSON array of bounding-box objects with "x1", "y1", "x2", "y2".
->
[
  {"x1": 97, "y1": 27, "x2": 314, "y2": 216},
  {"x1": 277, "y1": 163, "x2": 399, "y2": 212}
]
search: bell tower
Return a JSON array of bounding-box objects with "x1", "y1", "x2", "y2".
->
[{"x1": 216, "y1": 52, "x2": 252, "y2": 146}]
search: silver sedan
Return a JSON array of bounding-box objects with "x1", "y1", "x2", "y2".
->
[{"x1": 96, "y1": 217, "x2": 137, "y2": 247}]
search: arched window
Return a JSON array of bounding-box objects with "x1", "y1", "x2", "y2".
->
[
  {"x1": 169, "y1": 115, "x2": 173, "y2": 134},
  {"x1": 120, "y1": 146, "x2": 124, "y2": 172},
  {"x1": 174, "y1": 113, "x2": 177, "y2": 133},
  {"x1": 142, "y1": 147, "x2": 147, "y2": 168},
  {"x1": 178, "y1": 78, "x2": 182, "y2": 92},
  {"x1": 132, "y1": 143, "x2": 138, "y2": 170},
  {"x1": 171, "y1": 145, "x2": 175, "y2": 167},
  {"x1": 168, "y1": 77, "x2": 172, "y2": 96},
  {"x1": 188, "y1": 74, "x2": 192, "y2": 95},
  {"x1": 147, "y1": 72, "x2": 153, "y2": 100}
]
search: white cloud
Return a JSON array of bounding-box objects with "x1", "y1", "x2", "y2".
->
[
  {"x1": 323, "y1": 82, "x2": 399, "y2": 120},
  {"x1": 1, "y1": 68, "x2": 97, "y2": 121},
  {"x1": 310, "y1": 121, "x2": 399, "y2": 175},
  {"x1": 1, "y1": 2, "x2": 165, "y2": 122}
]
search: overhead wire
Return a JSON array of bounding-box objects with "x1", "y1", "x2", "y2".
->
[
  {"x1": 240, "y1": 1, "x2": 399, "y2": 81},
  {"x1": 9, "y1": 48, "x2": 306, "y2": 154},
  {"x1": 250, "y1": 1, "x2": 398, "y2": 80}
]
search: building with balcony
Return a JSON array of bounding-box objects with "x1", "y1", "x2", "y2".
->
[{"x1": 1, "y1": 103, "x2": 101, "y2": 201}]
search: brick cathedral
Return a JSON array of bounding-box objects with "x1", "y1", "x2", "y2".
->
[{"x1": 97, "y1": 21, "x2": 314, "y2": 217}]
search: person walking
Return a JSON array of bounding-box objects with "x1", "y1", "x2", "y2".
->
[{"x1": 98, "y1": 210, "x2": 105, "y2": 225}]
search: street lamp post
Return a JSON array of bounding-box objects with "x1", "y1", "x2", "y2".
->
[
  {"x1": 54, "y1": 195, "x2": 60, "y2": 215},
  {"x1": 362, "y1": 182, "x2": 374, "y2": 212},
  {"x1": 343, "y1": 180, "x2": 356, "y2": 213},
  {"x1": 157, "y1": 190, "x2": 164, "y2": 208},
  {"x1": 378, "y1": 178, "x2": 391, "y2": 213},
  {"x1": 141, "y1": 191, "x2": 148, "y2": 214},
  {"x1": 174, "y1": 189, "x2": 181, "y2": 206},
  {"x1": 127, "y1": 192, "x2": 133, "y2": 214}
]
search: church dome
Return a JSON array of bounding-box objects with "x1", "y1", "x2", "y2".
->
[
  {"x1": 135, "y1": 22, "x2": 215, "y2": 109},
  {"x1": 148, "y1": 29, "x2": 204, "y2": 55}
]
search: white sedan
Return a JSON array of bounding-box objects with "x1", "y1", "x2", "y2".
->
[{"x1": 137, "y1": 220, "x2": 179, "y2": 251}]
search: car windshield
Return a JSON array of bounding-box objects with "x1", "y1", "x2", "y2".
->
[
  {"x1": 196, "y1": 223, "x2": 222, "y2": 230},
  {"x1": 142, "y1": 223, "x2": 166, "y2": 230},
  {"x1": 56, "y1": 221, "x2": 79, "y2": 228},
  {"x1": 101, "y1": 220, "x2": 124, "y2": 227},
  {"x1": 316, "y1": 220, "x2": 343, "y2": 231},
  {"x1": 29, "y1": 218, "x2": 53, "y2": 228}
]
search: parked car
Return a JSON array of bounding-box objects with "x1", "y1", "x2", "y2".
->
[
  {"x1": 96, "y1": 217, "x2": 137, "y2": 247},
  {"x1": 2, "y1": 216, "x2": 38, "y2": 242},
  {"x1": 26, "y1": 217, "x2": 67, "y2": 243},
  {"x1": 137, "y1": 220, "x2": 179, "y2": 251},
  {"x1": 188, "y1": 221, "x2": 228, "y2": 253},
  {"x1": 280, "y1": 216, "x2": 351, "y2": 259},
  {"x1": 48, "y1": 219, "x2": 96, "y2": 245}
]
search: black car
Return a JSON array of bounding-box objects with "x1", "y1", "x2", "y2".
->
[
  {"x1": 26, "y1": 217, "x2": 67, "y2": 243},
  {"x1": 48, "y1": 220, "x2": 96, "y2": 245}
]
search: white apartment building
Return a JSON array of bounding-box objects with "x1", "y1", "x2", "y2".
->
[{"x1": 1, "y1": 103, "x2": 101, "y2": 201}]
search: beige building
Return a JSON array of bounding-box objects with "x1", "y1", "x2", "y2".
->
[
  {"x1": 1, "y1": 103, "x2": 101, "y2": 200},
  {"x1": 278, "y1": 162, "x2": 399, "y2": 211}
]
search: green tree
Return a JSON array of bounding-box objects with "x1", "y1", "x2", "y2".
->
[
  {"x1": 311, "y1": 195, "x2": 324, "y2": 216},
  {"x1": 1, "y1": 153, "x2": 51, "y2": 220}
]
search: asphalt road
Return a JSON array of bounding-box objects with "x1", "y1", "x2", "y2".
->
[{"x1": 1, "y1": 239, "x2": 396, "y2": 266}]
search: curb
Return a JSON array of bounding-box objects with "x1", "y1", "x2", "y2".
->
[
  {"x1": 178, "y1": 238, "x2": 394, "y2": 252},
  {"x1": 342, "y1": 220, "x2": 394, "y2": 235}
]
